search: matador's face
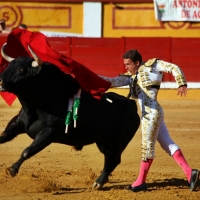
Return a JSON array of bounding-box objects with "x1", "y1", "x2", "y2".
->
[{"x1": 123, "y1": 58, "x2": 140, "y2": 75}]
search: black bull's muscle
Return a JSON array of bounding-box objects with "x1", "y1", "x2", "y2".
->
[{"x1": 0, "y1": 56, "x2": 140, "y2": 190}]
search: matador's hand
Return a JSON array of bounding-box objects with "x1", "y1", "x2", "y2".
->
[{"x1": 177, "y1": 85, "x2": 187, "y2": 97}]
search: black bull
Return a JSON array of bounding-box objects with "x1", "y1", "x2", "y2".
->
[{"x1": 0, "y1": 56, "x2": 140, "y2": 189}]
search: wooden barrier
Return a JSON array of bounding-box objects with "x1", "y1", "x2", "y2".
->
[{"x1": 0, "y1": 35, "x2": 199, "y2": 82}]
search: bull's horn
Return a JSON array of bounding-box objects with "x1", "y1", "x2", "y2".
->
[
  {"x1": 1, "y1": 43, "x2": 14, "y2": 62},
  {"x1": 28, "y1": 45, "x2": 43, "y2": 67}
]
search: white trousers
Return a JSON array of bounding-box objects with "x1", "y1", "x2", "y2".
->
[{"x1": 157, "y1": 120, "x2": 180, "y2": 156}]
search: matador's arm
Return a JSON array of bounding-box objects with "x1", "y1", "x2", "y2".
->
[
  {"x1": 156, "y1": 60, "x2": 187, "y2": 87},
  {"x1": 98, "y1": 75, "x2": 131, "y2": 87}
]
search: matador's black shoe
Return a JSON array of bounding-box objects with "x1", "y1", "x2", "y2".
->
[
  {"x1": 189, "y1": 169, "x2": 200, "y2": 191},
  {"x1": 126, "y1": 183, "x2": 147, "y2": 192}
]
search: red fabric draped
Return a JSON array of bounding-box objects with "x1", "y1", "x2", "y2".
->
[{"x1": 0, "y1": 28, "x2": 111, "y2": 106}]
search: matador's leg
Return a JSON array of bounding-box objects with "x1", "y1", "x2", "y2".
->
[{"x1": 141, "y1": 88, "x2": 163, "y2": 161}]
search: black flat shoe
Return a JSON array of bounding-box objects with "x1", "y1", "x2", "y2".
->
[
  {"x1": 189, "y1": 169, "x2": 200, "y2": 191},
  {"x1": 126, "y1": 183, "x2": 147, "y2": 192}
]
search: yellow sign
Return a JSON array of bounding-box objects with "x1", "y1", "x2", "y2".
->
[{"x1": 0, "y1": 2, "x2": 83, "y2": 34}]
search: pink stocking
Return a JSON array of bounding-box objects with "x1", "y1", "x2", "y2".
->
[
  {"x1": 132, "y1": 159, "x2": 153, "y2": 187},
  {"x1": 172, "y1": 149, "x2": 192, "y2": 182}
]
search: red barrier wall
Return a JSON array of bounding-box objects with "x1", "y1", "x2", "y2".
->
[{"x1": 0, "y1": 35, "x2": 199, "y2": 82}]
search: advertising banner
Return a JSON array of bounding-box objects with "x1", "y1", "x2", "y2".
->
[{"x1": 154, "y1": 0, "x2": 200, "y2": 21}]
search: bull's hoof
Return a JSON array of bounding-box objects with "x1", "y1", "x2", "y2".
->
[
  {"x1": 6, "y1": 167, "x2": 17, "y2": 177},
  {"x1": 92, "y1": 178, "x2": 109, "y2": 190},
  {"x1": 92, "y1": 182, "x2": 103, "y2": 190}
]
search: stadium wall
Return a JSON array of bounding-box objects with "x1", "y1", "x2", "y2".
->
[
  {"x1": 0, "y1": 34, "x2": 200, "y2": 101},
  {"x1": 0, "y1": 35, "x2": 199, "y2": 87}
]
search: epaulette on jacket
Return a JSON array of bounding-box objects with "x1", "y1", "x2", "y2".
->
[
  {"x1": 139, "y1": 58, "x2": 158, "y2": 73},
  {"x1": 144, "y1": 58, "x2": 158, "y2": 67}
]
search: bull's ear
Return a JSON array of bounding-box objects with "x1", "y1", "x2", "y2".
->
[
  {"x1": 28, "y1": 45, "x2": 43, "y2": 67},
  {"x1": 1, "y1": 43, "x2": 15, "y2": 62}
]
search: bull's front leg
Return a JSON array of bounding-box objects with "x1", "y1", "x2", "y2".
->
[
  {"x1": 92, "y1": 152, "x2": 121, "y2": 190},
  {"x1": 93, "y1": 141, "x2": 122, "y2": 190},
  {"x1": 0, "y1": 114, "x2": 25, "y2": 144},
  {"x1": 7, "y1": 127, "x2": 53, "y2": 177}
]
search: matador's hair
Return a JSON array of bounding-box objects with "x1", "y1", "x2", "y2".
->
[{"x1": 123, "y1": 50, "x2": 142, "y2": 64}]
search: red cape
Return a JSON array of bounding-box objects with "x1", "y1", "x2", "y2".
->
[{"x1": 0, "y1": 29, "x2": 111, "y2": 105}]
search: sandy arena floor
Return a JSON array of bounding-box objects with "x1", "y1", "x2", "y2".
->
[{"x1": 0, "y1": 93, "x2": 200, "y2": 200}]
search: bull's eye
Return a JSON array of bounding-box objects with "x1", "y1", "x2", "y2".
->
[
  {"x1": 20, "y1": 67, "x2": 24, "y2": 73},
  {"x1": 18, "y1": 67, "x2": 26, "y2": 75}
]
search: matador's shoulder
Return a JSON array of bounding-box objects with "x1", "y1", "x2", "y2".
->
[
  {"x1": 143, "y1": 58, "x2": 158, "y2": 67},
  {"x1": 119, "y1": 71, "x2": 132, "y2": 77}
]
